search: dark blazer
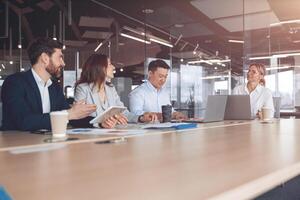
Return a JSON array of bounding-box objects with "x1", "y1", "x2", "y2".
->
[{"x1": 1, "y1": 70, "x2": 70, "y2": 131}]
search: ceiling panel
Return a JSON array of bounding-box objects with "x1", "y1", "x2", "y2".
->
[
  {"x1": 82, "y1": 31, "x2": 113, "y2": 39},
  {"x1": 145, "y1": 6, "x2": 194, "y2": 28},
  {"x1": 215, "y1": 11, "x2": 279, "y2": 32},
  {"x1": 79, "y1": 16, "x2": 114, "y2": 28},
  {"x1": 170, "y1": 22, "x2": 212, "y2": 38},
  {"x1": 191, "y1": 0, "x2": 271, "y2": 19}
]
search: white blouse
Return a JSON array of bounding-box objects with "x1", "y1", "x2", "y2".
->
[{"x1": 233, "y1": 84, "x2": 274, "y2": 118}]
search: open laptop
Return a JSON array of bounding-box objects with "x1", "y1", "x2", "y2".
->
[
  {"x1": 182, "y1": 95, "x2": 228, "y2": 123},
  {"x1": 224, "y1": 95, "x2": 252, "y2": 120}
]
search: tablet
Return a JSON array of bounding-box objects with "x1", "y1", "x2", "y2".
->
[{"x1": 89, "y1": 106, "x2": 127, "y2": 124}]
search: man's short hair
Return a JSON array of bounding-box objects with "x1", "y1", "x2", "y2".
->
[
  {"x1": 148, "y1": 59, "x2": 170, "y2": 72},
  {"x1": 27, "y1": 38, "x2": 63, "y2": 65}
]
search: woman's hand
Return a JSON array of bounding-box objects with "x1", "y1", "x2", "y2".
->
[
  {"x1": 256, "y1": 110, "x2": 262, "y2": 119},
  {"x1": 100, "y1": 116, "x2": 118, "y2": 129},
  {"x1": 113, "y1": 113, "x2": 128, "y2": 125}
]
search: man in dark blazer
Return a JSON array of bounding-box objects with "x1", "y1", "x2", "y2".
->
[{"x1": 1, "y1": 38, "x2": 96, "y2": 131}]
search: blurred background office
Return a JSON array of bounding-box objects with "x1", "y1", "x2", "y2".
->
[{"x1": 0, "y1": 0, "x2": 299, "y2": 121}]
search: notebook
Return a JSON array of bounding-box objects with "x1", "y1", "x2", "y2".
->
[{"x1": 182, "y1": 95, "x2": 228, "y2": 123}]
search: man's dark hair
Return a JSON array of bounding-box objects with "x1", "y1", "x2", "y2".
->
[
  {"x1": 148, "y1": 59, "x2": 170, "y2": 72},
  {"x1": 27, "y1": 38, "x2": 63, "y2": 65}
]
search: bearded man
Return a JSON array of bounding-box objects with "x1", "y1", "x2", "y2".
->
[{"x1": 1, "y1": 38, "x2": 96, "y2": 131}]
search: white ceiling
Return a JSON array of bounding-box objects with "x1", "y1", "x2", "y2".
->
[
  {"x1": 215, "y1": 11, "x2": 279, "y2": 32},
  {"x1": 191, "y1": 0, "x2": 279, "y2": 32}
]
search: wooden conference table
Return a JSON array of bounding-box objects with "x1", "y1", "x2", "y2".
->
[{"x1": 1, "y1": 119, "x2": 300, "y2": 200}]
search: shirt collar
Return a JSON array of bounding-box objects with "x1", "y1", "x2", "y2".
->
[
  {"x1": 31, "y1": 69, "x2": 52, "y2": 87},
  {"x1": 245, "y1": 83, "x2": 263, "y2": 94},
  {"x1": 146, "y1": 80, "x2": 164, "y2": 92}
]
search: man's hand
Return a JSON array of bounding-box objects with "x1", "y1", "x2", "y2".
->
[
  {"x1": 68, "y1": 100, "x2": 97, "y2": 120},
  {"x1": 172, "y1": 111, "x2": 187, "y2": 120},
  {"x1": 139, "y1": 112, "x2": 158, "y2": 122}
]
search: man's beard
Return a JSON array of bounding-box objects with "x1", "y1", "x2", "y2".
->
[{"x1": 46, "y1": 61, "x2": 62, "y2": 79}]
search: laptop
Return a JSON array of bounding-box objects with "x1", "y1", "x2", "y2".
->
[
  {"x1": 224, "y1": 95, "x2": 252, "y2": 120},
  {"x1": 182, "y1": 95, "x2": 228, "y2": 123}
]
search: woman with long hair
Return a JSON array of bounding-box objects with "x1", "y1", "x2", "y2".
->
[
  {"x1": 74, "y1": 54, "x2": 157, "y2": 128},
  {"x1": 233, "y1": 63, "x2": 274, "y2": 118}
]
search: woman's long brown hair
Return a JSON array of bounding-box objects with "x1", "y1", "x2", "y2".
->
[{"x1": 76, "y1": 54, "x2": 108, "y2": 90}]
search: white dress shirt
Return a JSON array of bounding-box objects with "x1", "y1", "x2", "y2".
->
[
  {"x1": 129, "y1": 80, "x2": 171, "y2": 115},
  {"x1": 31, "y1": 69, "x2": 52, "y2": 113},
  {"x1": 233, "y1": 83, "x2": 274, "y2": 118}
]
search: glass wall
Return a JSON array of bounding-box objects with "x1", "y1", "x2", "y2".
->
[{"x1": 1, "y1": 0, "x2": 300, "y2": 114}]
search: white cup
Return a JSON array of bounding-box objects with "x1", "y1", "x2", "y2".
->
[
  {"x1": 261, "y1": 107, "x2": 273, "y2": 121},
  {"x1": 50, "y1": 111, "x2": 69, "y2": 138}
]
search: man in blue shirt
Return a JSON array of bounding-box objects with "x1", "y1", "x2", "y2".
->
[{"x1": 129, "y1": 59, "x2": 186, "y2": 121}]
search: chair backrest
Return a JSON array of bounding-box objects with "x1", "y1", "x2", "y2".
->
[{"x1": 273, "y1": 97, "x2": 281, "y2": 118}]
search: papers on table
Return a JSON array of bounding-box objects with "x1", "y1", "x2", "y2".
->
[
  {"x1": 67, "y1": 128, "x2": 147, "y2": 136},
  {"x1": 141, "y1": 122, "x2": 197, "y2": 130},
  {"x1": 67, "y1": 122, "x2": 197, "y2": 136}
]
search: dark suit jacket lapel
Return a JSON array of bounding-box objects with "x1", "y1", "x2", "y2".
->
[
  {"x1": 48, "y1": 83, "x2": 56, "y2": 111},
  {"x1": 24, "y1": 70, "x2": 43, "y2": 113}
]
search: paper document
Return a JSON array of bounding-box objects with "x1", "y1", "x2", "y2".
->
[
  {"x1": 142, "y1": 122, "x2": 197, "y2": 130},
  {"x1": 67, "y1": 128, "x2": 147, "y2": 135}
]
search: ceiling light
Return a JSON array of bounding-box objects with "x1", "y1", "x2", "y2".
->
[
  {"x1": 142, "y1": 9, "x2": 154, "y2": 14},
  {"x1": 228, "y1": 39, "x2": 244, "y2": 44},
  {"x1": 120, "y1": 33, "x2": 151, "y2": 44},
  {"x1": 63, "y1": 45, "x2": 66, "y2": 50},
  {"x1": 1, "y1": 64, "x2": 6, "y2": 69},
  {"x1": 201, "y1": 75, "x2": 229, "y2": 80},
  {"x1": 174, "y1": 24, "x2": 184, "y2": 28},
  {"x1": 18, "y1": 44, "x2": 22, "y2": 49},
  {"x1": 193, "y1": 44, "x2": 199, "y2": 55},
  {"x1": 9, "y1": 61, "x2": 13, "y2": 65},
  {"x1": 94, "y1": 42, "x2": 103, "y2": 52},
  {"x1": 120, "y1": 68, "x2": 124, "y2": 72},
  {"x1": 188, "y1": 59, "x2": 230, "y2": 65},
  {"x1": 270, "y1": 19, "x2": 300, "y2": 27},
  {"x1": 214, "y1": 67, "x2": 217, "y2": 70},
  {"x1": 113, "y1": 70, "x2": 116, "y2": 74},
  {"x1": 53, "y1": 37, "x2": 57, "y2": 40},
  {"x1": 149, "y1": 38, "x2": 173, "y2": 48},
  {"x1": 20, "y1": 68, "x2": 25, "y2": 71},
  {"x1": 249, "y1": 52, "x2": 300, "y2": 60},
  {"x1": 123, "y1": 26, "x2": 145, "y2": 36},
  {"x1": 174, "y1": 34, "x2": 182, "y2": 46},
  {"x1": 266, "y1": 66, "x2": 291, "y2": 71},
  {"x1": 180, "y1": 58, "x2": 184, "y2": 62}
]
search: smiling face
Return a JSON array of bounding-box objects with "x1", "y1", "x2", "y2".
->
[
  {"x1": 247, "y1": 64, "x2": 263, "y2": 84},
  {"x1": 45, "y1": 48, "x2": 65, "y2": 78},
  {"x1": 106, "y1": 58, "x2": 115, "y2": 79},
  {"x1": 148, "y1": 67, "x2": 169, "y2": 90}
]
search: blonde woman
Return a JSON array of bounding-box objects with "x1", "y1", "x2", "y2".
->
[{"x1": 233, "y1": 63, "x2": 274, "y2": 118}]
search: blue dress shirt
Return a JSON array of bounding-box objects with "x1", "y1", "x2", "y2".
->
[{"x1": 129, "y1": 81, "x2": 171, "y2": 115}]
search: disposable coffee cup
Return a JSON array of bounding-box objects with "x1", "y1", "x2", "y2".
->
[
  {"x1": 162, "y1": 105, "x2": 172, "y2": 123},
  {"x1": 261, "y1": 107, "x2": 273, "y2": 121},
  {"x1": 50, "y1": 111, "x2": 69, "y2": 138}
]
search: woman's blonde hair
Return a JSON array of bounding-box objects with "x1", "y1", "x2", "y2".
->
[{"x1": 249, "y1": 63, "x2": 266, "y2": 86}]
